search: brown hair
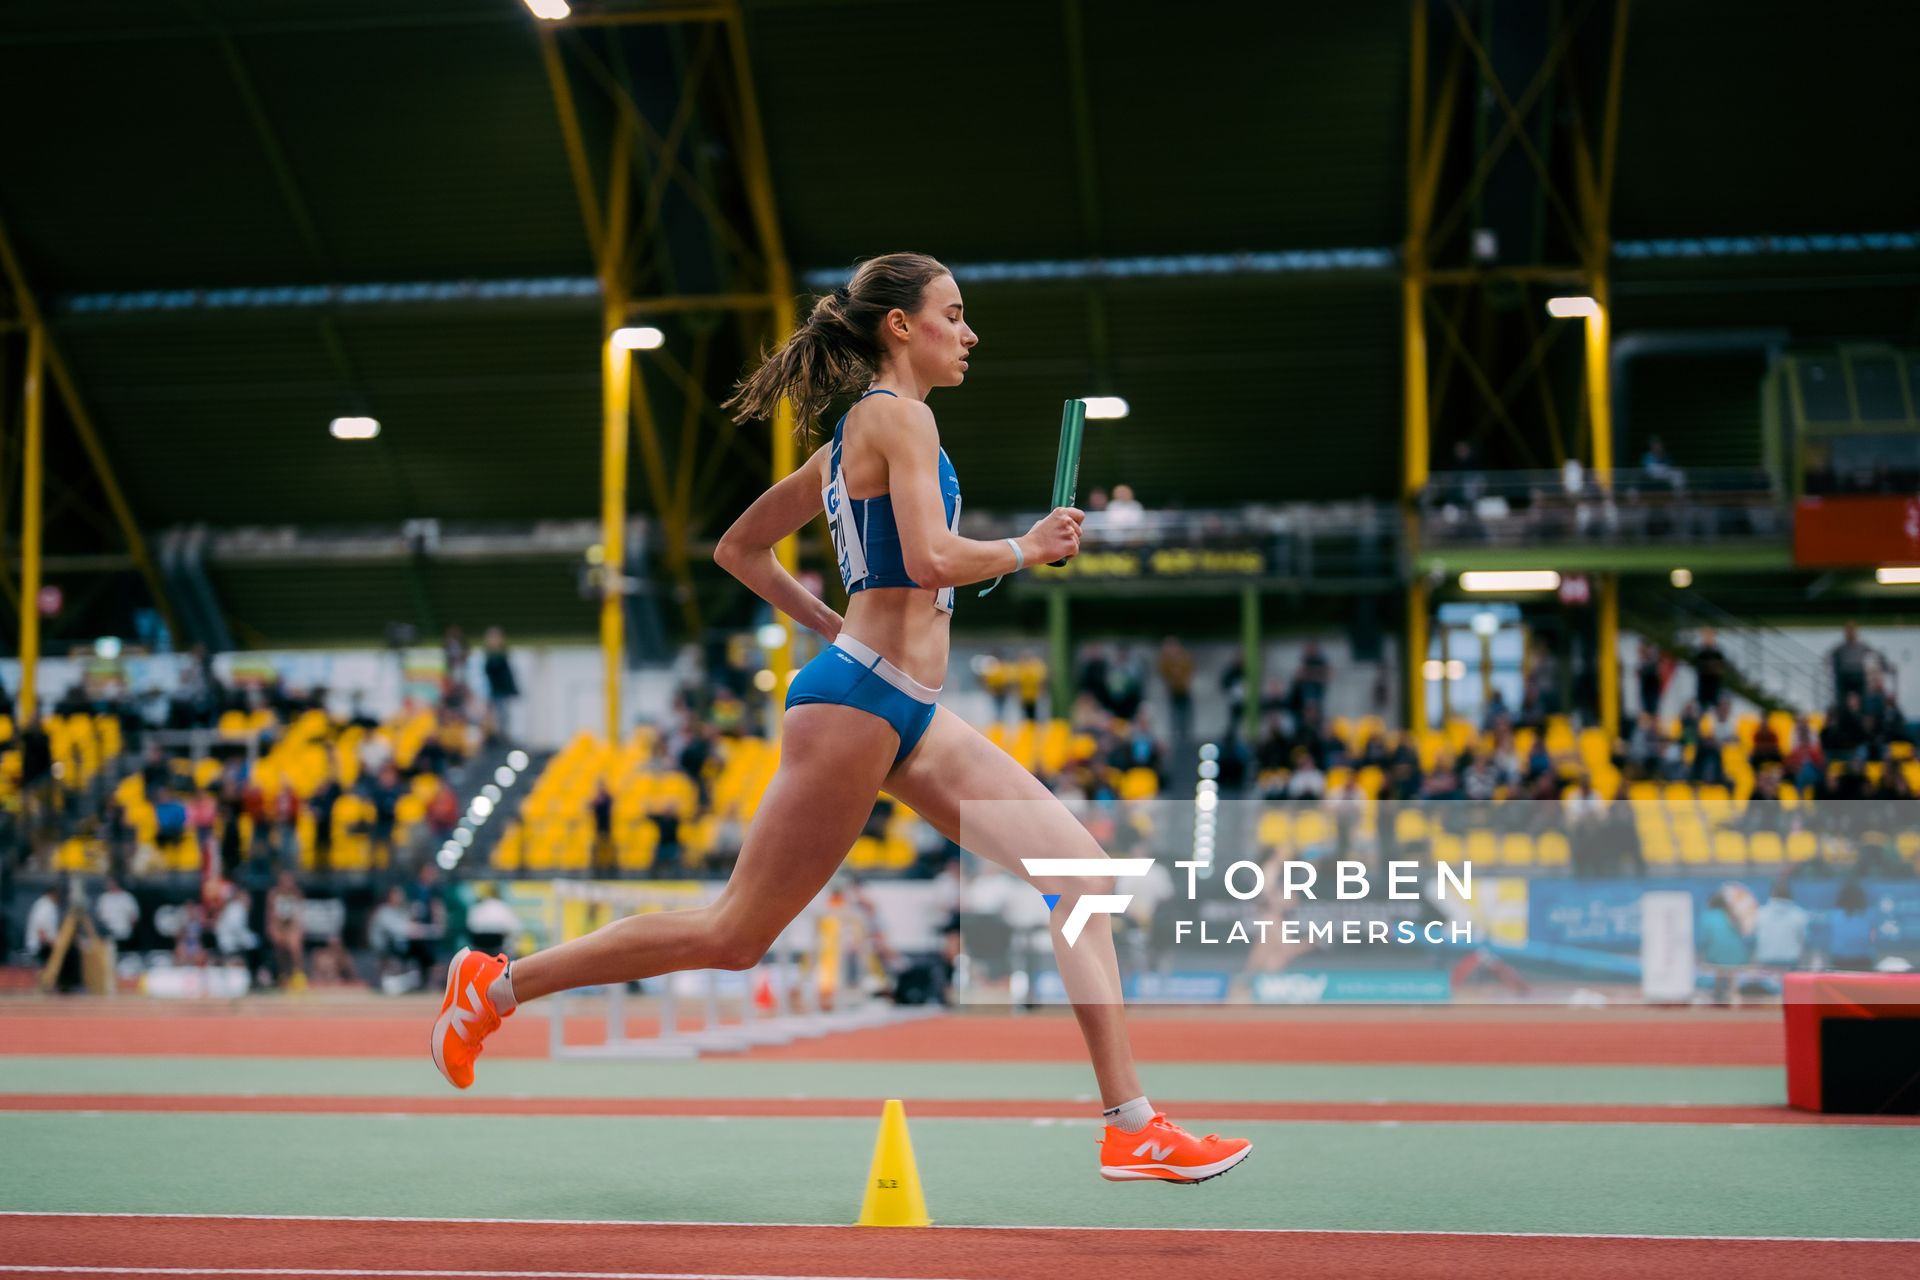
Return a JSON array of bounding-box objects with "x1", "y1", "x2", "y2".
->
[{"x1": 722, "y1": 252, "x2": 950, "y2": 434}]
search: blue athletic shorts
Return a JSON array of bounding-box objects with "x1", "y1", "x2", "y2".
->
[{"x1": 785, "y1": 635, "x2": 941, "y2": 765}]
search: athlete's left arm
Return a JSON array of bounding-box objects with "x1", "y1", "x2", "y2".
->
[{"x1": 714, "y1": 445, "x2": 842, "y2": 640}]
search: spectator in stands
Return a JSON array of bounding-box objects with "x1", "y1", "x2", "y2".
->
[
  {"x1": 467, "y1": 887, "x2": 520, "y2": 958},
  {"x1": 441, "y1": 626, "x2": 471, "y2": 715},
  {"x1": 677, "y1": 721, "x2": 719, "y2": 809},
  {"x1": 1105, "y1": 483, "x2": 1145, "y2": 533},
  {"x1": 1111, "y1": 709, "x2": 1164, "y2": 783},
  {"x1": 1481, "y1": 688, "x2": 1512, "y2": 733},
  {"x1": 1692, "y1": 629, "x2": 1728, "y2": 708},
  {"x1": 1698, "y1": 891, "x2": 1750, "y2": 1004},
  {"x1": 1256, "y1": 714, "x2": 1291, "y2": 775},
  {"x1": 1749, "y1": 716, "x2": 1784, "y2": 769},
  {"x1": 1292, "y1": 642, "x2": 1331, "y2": 712},
  {"x1": 1752, "y1": 878, "x2": 1810, "y2": 972},
  {"x1": 94, "y1": 876, "x2": 140, "y2": 953},
  {"x1": 1521, "y1": 647, "x2": 1560, "y2": 727},
  {"x1": 310, "y1": 765, "x2": 342, "y2": 874},
  {"x1": 1635, "y1": 641, "x2": 1665, "y2": 718},
  {"x1": 1420, "y1": 752, "x2": 1462, "y2": 801},
  {"x1": 1641, "y1": 436, "x2": 1684, "y2": 490},
  {"x1": 1221, "y1": 654, "x2": 1246, "y2": 738},
  {"x1": 367, "y1": 885, "x2": 415, "y2": 985},
  {"x1": 648, "y1": 790, "x2": 684, "y2": 879},
  {"x1": 213, "y1": 886, "x2": 261, "y2": 984},
  {"x1": 173, "y1": 899, "x2": 208, "y2": 968},
  {"x1": 1157, "y1": 638, "x2": 1195, "y2": 744},
  {"x1": 590, "y1": 781, "x2": 616, "y2": 876},
  {"x1": 361, "y1": 764, "x2": 403, "y2": 866},
  {"x1": 1822, "y1": 691, "x2": 1869, "y2": 758},
  {"x1": 1785, "y1": 716, "x2": 1825, "y2": 789},
  {"x1": 1826, "y1": 880, "x2": 1877, "y2": 971},
  {"x1": 1283, "y1": 746, "x2": 1325, "y2": 800},
  {"x1": 265, "y1": 871, "x2": 306, "y2": 989},
  {"x1": 406, "y1": 863, "x2": 448, "y2": 980},
  {"x1": 1828, "y1": 623, "x2": 1877, "y2": 707},
  {"x1": 481, "y1": 627, "x2": 521, "y2": 745},
  {"x1": 1014, "y1": 651, "x2": 1046, "y2": 721},
  {"x1": 1461, "y1": 753, "x2": 1498, "y2": 803},
  {"x1": 980, "y1": 651, "x2": 1013, "y2": 721}
]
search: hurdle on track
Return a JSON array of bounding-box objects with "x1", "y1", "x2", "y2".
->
[{"x1": 544, "y1": 880, "x2": 938, "y2": 1061}]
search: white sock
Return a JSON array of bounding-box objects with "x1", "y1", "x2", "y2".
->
[
  {"x1": 487, "y1": 963, "x2": 518, "y2": 1016},
  {"x1": 1102, "y1": 1096, "x2": 1153, "y2": 1133}
]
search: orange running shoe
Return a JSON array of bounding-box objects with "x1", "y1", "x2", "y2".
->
[
  {"x1": 1098, "y1": 1112, "x2": 1251, "y2": 1184},
  {"x1": 430, "y1": 947, "x2": 511, "y2": 1089}
]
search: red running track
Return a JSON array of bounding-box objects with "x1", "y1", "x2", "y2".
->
[
  {"x1": 0, "y1": 1010, "x2": 1783, "y2": 1065},
  {"x1": 0, "y1": 1215, "x2": 1914, "y2": 1280},
  {"x1": 6, "y1": 1093, "x2": 1911, "y2": 1126}
]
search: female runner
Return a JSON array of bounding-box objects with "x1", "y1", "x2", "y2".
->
[{"x1": 431, "y1": 252, "x2": 1250, "y2": 1185}]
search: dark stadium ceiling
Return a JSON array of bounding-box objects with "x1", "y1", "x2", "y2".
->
[{"x1": 0, "y1": 0, "x2": 1916, "y2": 644}]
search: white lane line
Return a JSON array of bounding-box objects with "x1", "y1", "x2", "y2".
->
[{"x1": 0, "y1": 1211, "x2": 1915, "y2": 1244}]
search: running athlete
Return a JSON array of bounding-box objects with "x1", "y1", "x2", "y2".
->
[{"x1": 431, "y1": 253, "x2": 1250, "y2": 1185}]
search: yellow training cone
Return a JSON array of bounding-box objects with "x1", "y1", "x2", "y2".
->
[{"x1": 856, "y1": 1099, "x2": 931, "y2": 1227}]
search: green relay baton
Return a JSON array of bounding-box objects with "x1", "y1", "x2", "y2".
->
[{"x1": 1048, "y1": 398, "x2": 1086, "y2": 566}]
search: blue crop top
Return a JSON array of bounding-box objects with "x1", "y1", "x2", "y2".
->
[{"x1": 823, "y1": 389, "x2": 963, "y2": 613}]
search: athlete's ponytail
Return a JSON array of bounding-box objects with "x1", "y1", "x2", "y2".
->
[{"x1": 723, "y1": 252, "x2": 950, "y2": 436}]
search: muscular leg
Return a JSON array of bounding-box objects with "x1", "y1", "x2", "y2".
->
[
  {"x1": 882, "y1": 706, "x2": 1144, "y2": 1109},
  {"x1": 508, "y1": 705, "x2": 898, "y2": 1002}
]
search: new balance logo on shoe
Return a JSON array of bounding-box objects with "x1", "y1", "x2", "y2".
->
[
  {"x1": 444, "y1": 982, "x2": 484, "y2": 1044},
  {"x1": 1131, "y1": 1139, "x2": 1176, "y2": 1162}
]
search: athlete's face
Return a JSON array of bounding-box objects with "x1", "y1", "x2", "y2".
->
[{"x1": 894, "y1": 274, "x2": 977, "y2": 389}]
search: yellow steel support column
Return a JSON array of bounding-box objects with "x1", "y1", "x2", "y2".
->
[
  {"x1": 20, "y1": 324, "x2": 44, "y2": 724},
  {"x1": 726, "y1": 0, "x2": 799, "y2": 729},
  {"x1": 1597, "y1": 571, "x2": 1620, "y2": 741},
  {"x1": 0, "y1": 221, "x2": 179, "y2": 642},
  {"x1": 1585, "y1": 288, "x2": 1613, "y2": 485},
  {"x1": 601, "y1": 302, "x2": 631, "y2": 747}
]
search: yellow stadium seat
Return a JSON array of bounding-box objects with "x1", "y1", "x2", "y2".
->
[
  {"x1": 1394, "y1": 810, "x2": 1428, "y2": 843},
  {"x1": 1120, "y1": 767, "x2": 1159, "y2": 801},
  {"x1": 1257, "y1": 810, "x2": 1291, "y2": 846},
  {"x1": 1465, "y1": 829, "x2": 1497, "y2": 867},
  {"x1": 1536, "y1": 830, "x2": 1571, "y2": 866},
  {"x1": 1713, "y1": 829, "x2": 1748, "y2": 865},
  {"x1": 1294, "y1": 811, "x2": 1332, "y2": 848},
  {"x1": 1786, "y1": 830, "x2": 1818, "y2": 863},
  {"x1": 1898, "y1": 832, "x2": 1920, "y2": 865},
  {"x1": 1500, "y1": 832, "x2": 1535, "y2": 866},
  {"x1": 1749, "y1": 831, "x2": 1784, "y2": 864}
]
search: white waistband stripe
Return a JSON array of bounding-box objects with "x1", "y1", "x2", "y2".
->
[{"x1": 831, "y1": 637, "x2": 942, "y2": 703}]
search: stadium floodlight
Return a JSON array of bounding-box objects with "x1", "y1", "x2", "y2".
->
[
  {"x1": 522, "y1": 0, "x2": 571, "y2": 19},
  {"x1": 470, "y1": 796, "x2": 495, "y2": 820},
  {"x1": 436, "y1": 849, "x2": 460, "y2": 870},
  {"x1": 507, "y1": 750, "x2": 530, "y2": 771},
  {"x1": 1546, "y1": 296, "x2": 1600, "y2": 319},
  {"x1": 1082, "y1": 396, "x2": 1130, "y2": 420},
  {"x1": 329, "y1": 416, "x2": 380, "y2": 440},
  {"x1": 494, "y1": 766, "x2": 516, "y2": 787},
  {"x1": 1876, "y1": 567, "x2": 1920, "y2": 585},
  {"x1": 481, "y1": 784, "x2": 502, "y2": 804},
  {"x1": 1423, "y1": 659, "x2": 1446, "y2": 680},
  {"x1": 452, "y1": 827, "x2": 474, "y2": 847},
  {"x1": 1446, "y1": 660, "x2": 1466, "y2": 680},
  {"x1": 1671, "y1": 568, "x2": 1693, "y2": 588},
  {"x1": 1470, "y1": 611, "x2": 1500, "y2": 638},
  {"x1": 1460, "y1": 570, "x2": 1560, "y2": 593},
  {"x1": 611, "y1": 326, "x2": 665, "y2": 350},
  {"x1": 755, "y1": 622, "x2": 788, "y2": 649}
]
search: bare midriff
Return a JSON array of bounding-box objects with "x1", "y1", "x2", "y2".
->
[{"x1": 839, "y1": 589, "x2": 950, "y2": 692}]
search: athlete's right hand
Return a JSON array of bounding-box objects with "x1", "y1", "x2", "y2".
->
[{"x1": 1025, "y1": 506, "x2": 1084, "y2": 564}]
